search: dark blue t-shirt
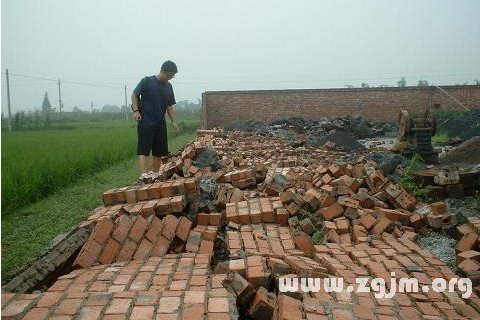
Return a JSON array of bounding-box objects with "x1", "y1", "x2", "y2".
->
[{"x1": 133, "y1": 75, "x2": 176, "y2": 127}]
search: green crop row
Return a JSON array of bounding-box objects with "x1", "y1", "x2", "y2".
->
[{"x1": 1, "y1": 118, "x2": 200, "y2": 214}]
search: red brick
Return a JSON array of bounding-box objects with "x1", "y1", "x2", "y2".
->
[
  {"x1": 209, "y1": 213, "x2": 222, "y2": 226},
  {"x1": 457, "y1": 250, "x2": 480, "y2": 263},
  {"x1": 332, "y1": 308, "x2": 354, "y2": 320},
  {"x1": 321, "y1": 202, "x2": 344, "y2": 221},
  {"x1": 208, "y1": 298, "x2": 229, "y2": 313},
  {"x1": 238, "y1": 207, "x2": 252, "y2": 225},
  {"x1": 105, "y1": 298, "x2": 132, "y2": 314},
  {"x1": 155, "y1": 197, "x2": 171, "y2": 216},
  {"x1": 36, "y1": 292, "x2": 64, "y2": 308},
  {"x1": 152, "y1": 235, "x2": 171, "y2": 256},
  {"x1": 73, "y1": 240, "x2": 102, "y2": 268},
  {"x1": 125, "y1": 188, "x2": 137, "y2": 203},
  {"x1": 102, "y1": 189, "x2": 116, "y2": 206},
  {"x1": 2, "y1": 299, "x2": 34, "y2": 318},
  {"x1": 197, "y1": 212, "x2": 209, "y2": 225},
  {"x1": 249, "y1": 287, "x2": 274, "y2": 319},
  {"x1": 371, "y1": 218, "x2": 393, "y2": 235},
  {"x1": 293, "y1": 233, "x2": 315, "y2": 252},
  {"x1": 136, "y1": 186, "x2": 149, "y2": 201},
  {"x1": 91, "y1": 217, "x2": 114, "y2": 244},
  {"x1": 185, "y1": 230, "x2": 202, "y2": 253},
  {"x1": 286, "y1": 202, "x2": 299, "y2": 216},
  {"x1": 328, "y1": 164, "x2": 343, "y2": 178},
  {"x1": 159, "y1": 183, "x2": 173, "y2": 198},
  {"x1": 169, "y1": 195, "x2": 186, "y2": 213},
  {"x1": 161, "y1": 215, "x2": 179, "y2": 240},
  {"x1": 133, "y1": 238, "x2": 153, "y2": 259},
  {"x1": 335, "y1": 219, "x2": 350, "y2": 234},
  {"x1": 184, "y1": 290, "x2": 206, "y2": 304},
  {"x1": 458, "y1": 258, "x2": 480, "y2": 273},
  {"x1": 409, "y1": 213, "x2": 425, "y2": 230},
  {"x1": 230, "y1": 188, "x2": 246, "y2": 202},
  {"x1": 112, "y1": 215, "x2": 133, "y2": 243},
  {"x1": 416, "y1": 302, "x2": 441, "y2": 316},
  {"x1": 430, "y1": 201, "x2": 447, "y2": 214},
  {"x1": 157, "y1": 297, "x2": 180, "y2": 313},
  {"x1": 130, "y1": 306, "x2": 154, "y2": 320},
  {"x1": 99, "y1": 238, "x2": 121, "y2": 264},
  {"x1": 457, "y1": 233, "x2": 479, "y2": 253},
  {"x1": 199, "y1": 240, "x2": 214, "y2": 255},
  {"x1": 275, "y1": 294, "x2": 302, "y2": 320},
  {"x1": 175, "y1": 216, "x2": 193, "y2": 242},
  {"x1": 117, "y1": 239, "x2": 138, "y2": 261},
  {"x1": 128, "y1": 216, "x2": 148, "y2": 243},
  {"x1": 22, "y1": 307, "x2": 50, "y2": 320},
  {"x1": 144, "y1": 217, "x2": 164, "y2": 243},
  {"x1": 54, "y1": 298, "x2": 82, "y2": 315},
  {"x1": 185, "y1": 179, "x2": 197, "y2": 193},
  {"x1": 360, "y1": 212, "x2": 376, "y2": 230},
  {"x1": 279, "y1": 191, "x2": 294, "y2": 204},
  {"x1": 247, "y1": 266, "x2": 268, "y2": 287},
  {"x1": 261, "y1": 205, "x2": 275, "y2": 223},
  {"x1": 275, "y1": 208, "x2": 289, "y2": 225}
]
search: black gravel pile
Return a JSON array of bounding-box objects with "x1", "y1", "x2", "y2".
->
[{"x1": 437, "y1": 109, "x2": 480, "y2": 140}]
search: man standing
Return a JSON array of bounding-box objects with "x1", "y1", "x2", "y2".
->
[{"x1": 131, "y1": 60, "x2": 178, "y2": 181}]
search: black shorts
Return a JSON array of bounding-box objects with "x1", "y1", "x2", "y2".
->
[{"x1": 137, "y1": 124, "x2": 168, "y2": 157}]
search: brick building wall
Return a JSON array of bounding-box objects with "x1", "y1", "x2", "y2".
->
[{"x1": 201, "y1": 85, "x2": 480, "y2": 128}]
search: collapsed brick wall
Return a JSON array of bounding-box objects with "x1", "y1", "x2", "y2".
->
[
  {"x1": 4, "y1": 129, "x2": 480, "y2": 319},
  {"x1": 201, "y1": 85, "x2": 480, "y2": 128}
]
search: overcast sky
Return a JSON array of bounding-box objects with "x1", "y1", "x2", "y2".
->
[{"x1": 1, "y1": 0, "x2": 480, "y2": 112}]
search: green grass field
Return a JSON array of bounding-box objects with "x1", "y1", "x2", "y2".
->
[
  {"x1": 1, "y1": 118, "x2": 199, "y2": 213},
  {"x1": 1, "y1": 118, "x2": 199, "y2": 281}
]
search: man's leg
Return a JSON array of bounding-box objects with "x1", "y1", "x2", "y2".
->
[
  {"x1": 139, "y1": 155, "x2": 148, "y2": 174},
  {"x1": 152, "y1": 125, "x2": 168, "y2": 173},
  {"x1": 152, "y1": 156, "x2": 162, "y2": 172},
  {"x1": 137, "y1": 124, "x2": 153, "y2": 178}
]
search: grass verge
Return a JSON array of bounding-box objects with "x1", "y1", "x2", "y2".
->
[{"x1": 1, "y1": 130, "x2": 196, "y2": 283}]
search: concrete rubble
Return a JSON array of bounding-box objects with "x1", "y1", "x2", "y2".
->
[{"x1": 2, "y1": 128, "x2": 480, "y2": 319}]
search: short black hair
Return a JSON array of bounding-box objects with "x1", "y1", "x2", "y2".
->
[{"x1": 161, "y1": 60, "x2": 178, "y2": 73}]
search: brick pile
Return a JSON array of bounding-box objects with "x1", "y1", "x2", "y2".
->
[
  {"x1": 2, "y1": 254, "x2": 238, "y2": 319},
  {"x1": 3, "y1": 129, "x2": 480, "y2": 319}
]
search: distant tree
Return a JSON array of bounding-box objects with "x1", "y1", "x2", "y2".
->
[
  {"x1": 397, "y1": 77, "x2": 407, "y2": 87},
  {"x1": 13, "y1": 111, "x2": 27, "y2": 131},
  {"x1": 101, "y1": 104, "x2": 121, "y2": 113},
  {"x1": 417, "y1": 79, "x2": 429, "y2": 87},
  {"x1": 33, "y1": 109, "x2": 41, "y2": 129},
  {"x1": 474, "y1": 79, "x2": 480, "y2": 85},
  {"x1": 72, "y1": 106, "x2": 84, "y2": 113},
  {"x1": 41, "y1": 91, "x2": 53, "y2": 113},
  {"x1": 361, "y1": 83, "x2": 370, "y2": 88}
]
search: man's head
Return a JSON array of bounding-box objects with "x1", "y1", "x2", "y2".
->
[{"x1": 159, "y1": 60, "x2": 177, "y2": 81}]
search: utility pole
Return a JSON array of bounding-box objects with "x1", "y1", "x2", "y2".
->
[
  {"x1": 90, "y1": 101, "x2": 93, "y2": 113},
  {"x1": 5, "y1": 68, "x2": 12, "y2": 132},
  {"x1": 124, "y1": 85, "x2": 128, "y2": 120},
  {"x1": 58, "y1": 79, "x2": 63, "y2": 120}
]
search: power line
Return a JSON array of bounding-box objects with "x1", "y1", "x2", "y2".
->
[
  {"x1": 4, "y1": 71, "x2": 479, "y2": 88},
  {"x1": 1, "y1": 72, "x2": 125, "y2": 89}
]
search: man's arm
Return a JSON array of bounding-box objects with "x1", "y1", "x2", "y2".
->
[
  {"x1": 131, "y1": 92, "x2": 141, "y2": 121},
  {"x1": 166, "y1": 105, "x2": 178, "y2": 132},
  {"x1": 131, "y1": 93, "x2": 140, "y2": 111}
]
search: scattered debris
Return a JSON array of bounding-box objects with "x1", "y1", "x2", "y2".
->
[{"x1": 3, "y1": 126, "x2": 480, "y2": 320}]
